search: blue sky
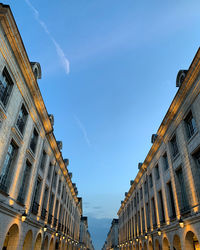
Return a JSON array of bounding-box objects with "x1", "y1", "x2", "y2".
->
[{"x1": 3, "y1": 0, "x2": 200, "y2": 249}]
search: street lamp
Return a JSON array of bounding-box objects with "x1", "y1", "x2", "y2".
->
[
  {"x1": 179, "y1": 218, "x2": 184, "y2": 228},
  {"x1": 43, "y1": 225, "x2": 47, "y2": 232},
  {"x1": 145, "y1": 233, "x2": 148, "y2": 240},
  {"x1": 55, "y1": 231, "x2": 59, "y2": 237},
  {"x1": 136, "y1": 237, "x2": 139, "y2": 242},
  {"x1": 21, "y1": 212, "x2": 27, "y2": 222},
  {"x1": 157, "y1": 228, "x2": 161, "y2": 236}
]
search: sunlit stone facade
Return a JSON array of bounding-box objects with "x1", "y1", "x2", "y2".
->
[
  {"x1": 118, "y1": 48, "x2": 200, "y2": 250},
  {"x1": 103, "y1": 219, "x2": 119, "y2": 250},
  {"x1": 0, "y1": 4, "x2": 92, "y2": 250}
]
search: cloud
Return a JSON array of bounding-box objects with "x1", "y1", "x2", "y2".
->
[
  {"x1": 93, "y1": 206, "x2": 102, "y2": 210},
  {"x1": 74, "y1": 115, "x2": 91, "y2": 147},
  {"x1": 25, "y1": 0, "x2": 70, "y2": 74}
]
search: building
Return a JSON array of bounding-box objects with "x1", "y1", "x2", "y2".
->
[
  {"x1": 118, "y1": 48, "x2": 200, "y2": 249},
  {"x1": 0, "y1": 3, "x2": 93, "y2": 250},
  {"x1": 103, "y1": 219, "x2": 119, "y2": 250}
]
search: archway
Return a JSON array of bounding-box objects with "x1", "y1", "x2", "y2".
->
[
  {"x1": 185, "y1": 231, "x2": 200, "y2": 250},
  {"x1": 23, "y1": 230, "x2": 33, "y2": 250},
  {"x1": 155, "y1": 239, "x2": 160, "y2": 250},
  {"x1": 49, "y1": 238, "x2": 54, "y2": 250},
  {"x1": 2, "y1": 224, "x2": 19, "y2": 250},
  {"x1": 139, "y1": 243, "x2": 142, "y2": 250},
  {"x1": 149, "y1": 241, "x2": 153, "y2": 250},
  {"x1": 163, "y1": 237, "x2": 170, "y2": 250},
  {"x1": 144, "y1": 242, "x2": 147, "y2": 250},
  {"x1": 173, "y1": 234, "x2": 182, "y2": 250},
  {"x1": 44, "y1": 235, "x2": 48, "y2": 250},
  {"x1": 34, "y1": 233, "x2": 42, "y2": 250}
]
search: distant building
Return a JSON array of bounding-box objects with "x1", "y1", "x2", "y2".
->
[
  {"x1": 79, "y1": 216, "x2": 95, "y2": 250},
  {"x1": 118, "y1": 49, "x2": 200, "y2": 249},
  {"x1": 0, "y1": 3, "x2": 92, "y2": 250},
  {"x1": 103, "y1": 219, "x2": 119, "y2": 250}
]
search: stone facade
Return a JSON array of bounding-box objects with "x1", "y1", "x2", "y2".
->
[
  {"x1": 79, "y1": 216, "x2": 94, "y2": 250},
  {"x1": 118, "y1": 48, "x2": 200, "y2": 250},
  {"x1": 103, "y1": 219, "x2": 119, "y2": 250},
  {"x1": 0, "y1": 4, "x2": 93, "y2": 250}
]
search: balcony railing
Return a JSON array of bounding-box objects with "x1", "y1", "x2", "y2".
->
[
  {"x1": 31, "y1": 201, "x2": 39, "y2": 215},
  {"x1": 41, "y1": 207, "x2": 47, "y2": 220}
]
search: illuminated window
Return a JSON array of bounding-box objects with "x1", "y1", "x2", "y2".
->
[
  {"x1": 30, "y1": 128, "x2": 38, "y2": 154},
  {"x1": 16, "y1": 104, "x2": 28, "y2": 135},
  {"x1": 17, "y1": 160, "x2": 31, "y2": 204},
  {"x1": 0, "y1": 67, "x2": 14, "y2": 107},
  {"x1": 185, "y1": 111, "x2": 197, "y2": 139},
  {"x1": 171, "y1": 135, "x2": 179, "y2": 158},
  {"x1": 0, "y1": 140, "x2": 18, "y2": 192}
]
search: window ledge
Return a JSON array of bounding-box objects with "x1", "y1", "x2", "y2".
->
[
  {"x1": 172, "y1": 153, "x2": 180, "y2": 162},
  {"x1": 26, "y1": 148, "x2": 35, "y2": 162},
  {"x1": 11, "y1": 126, "x2": 23, "y2": 145},
  {"x1": 187, "y1": 130, "x2": 198, "y2": 144}
]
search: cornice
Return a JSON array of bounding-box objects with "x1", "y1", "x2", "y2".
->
[{"x1": 118, "y1": 47, "x2": 200, "y2": 215}]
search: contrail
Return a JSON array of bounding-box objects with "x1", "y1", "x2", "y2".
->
[
  {"x1": 25, "y1": 0, "x2": 70, "y2": 74},
  {"x1": 74, "y1": 115, "x2": 91, "y2": 147}
]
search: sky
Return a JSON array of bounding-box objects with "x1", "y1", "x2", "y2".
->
[{"x1": 3, "y1": 0, "x2": 200, "y2": 249}]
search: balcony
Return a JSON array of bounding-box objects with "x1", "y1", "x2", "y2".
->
[
  {"x1": 41, "y1": 207, "x2": 47, "y2": 220},
  {"x1": 31, "y1": 201, "x2": 39, "y2": 215},
  {"x1": 48, "y1": 214, "x2": 53, "y2": 224}
]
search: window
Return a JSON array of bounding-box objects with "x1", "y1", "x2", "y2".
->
[
  {"x1": 52, "y1": 171, "x2": 57, "y2": 188},
  {"x1": 58, "y1": 179, "x2": 61, "y2": 195},
  {"x1": 158, "y1": 190, "x2": 165, "y2": 223},
  {"x1": 140, "y1": 187, "x2": 143, "y2": 200},
  {"x1": 41, "y1": 186, "x2": 49, "y2": 220},
  {"x1": 151, "y1": 197, "x2": 157, "y2": 227},
  {"x1": 194, "y1": 150, "x2": 200, "y2": 168},
  {"x1": 146, "y1": 202, "x2": 150, "y2": 229},
  {"x1": 175, "y1": 168, "x2": 189, "y2": 213},
  {"x1": 149, "y1": 174, "x2": 153, "y2": 188},
  {"x1": 0, "y1": 67, "x2": 14, "y2": 107},
  {"x1": 39, "y1": 151, "x2": 47, "y2": 171},
  {"x1": 16, "y1": 104, "x2": 28, "y2": 134},
  {"x1": 171, "y1": 135, "x2": 179, "y2": 157},
  {"x1": 17, "y1": 160, "x2": 31, "y2": 204},
  {"x1": 0, "y1": 140, "x2": 18, "y2": 192},
  {"x1": 155, "y1": 165, "x2": 160, "y2": 180},
  {"x1": 167, "y1": 181, "x2": 176, "y2": 219},
  {"x1": 32, "y1": 177, "x2": 42, "y2": 215},
  {"x1": 163, "y1": 153, "x2": 169, "y2": 171},
  {"x1": 134, "y1": 196, "x2": 136, "y2": 207},
  {"x1": 30, "y1": 128, "x2": 38, "y2": 154},
  {"x1": 47, "y1": 163, "x2": 53, "y2": 180},
  {"x1": 185, "y1": 111, "x2": 197, "y2": 139},
  {"x1": 137, "y1": 192, "x2": 139, "y2": 204},
  {"x1": 144, "y1": 181, "x2": 148, "y2": 194}
]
